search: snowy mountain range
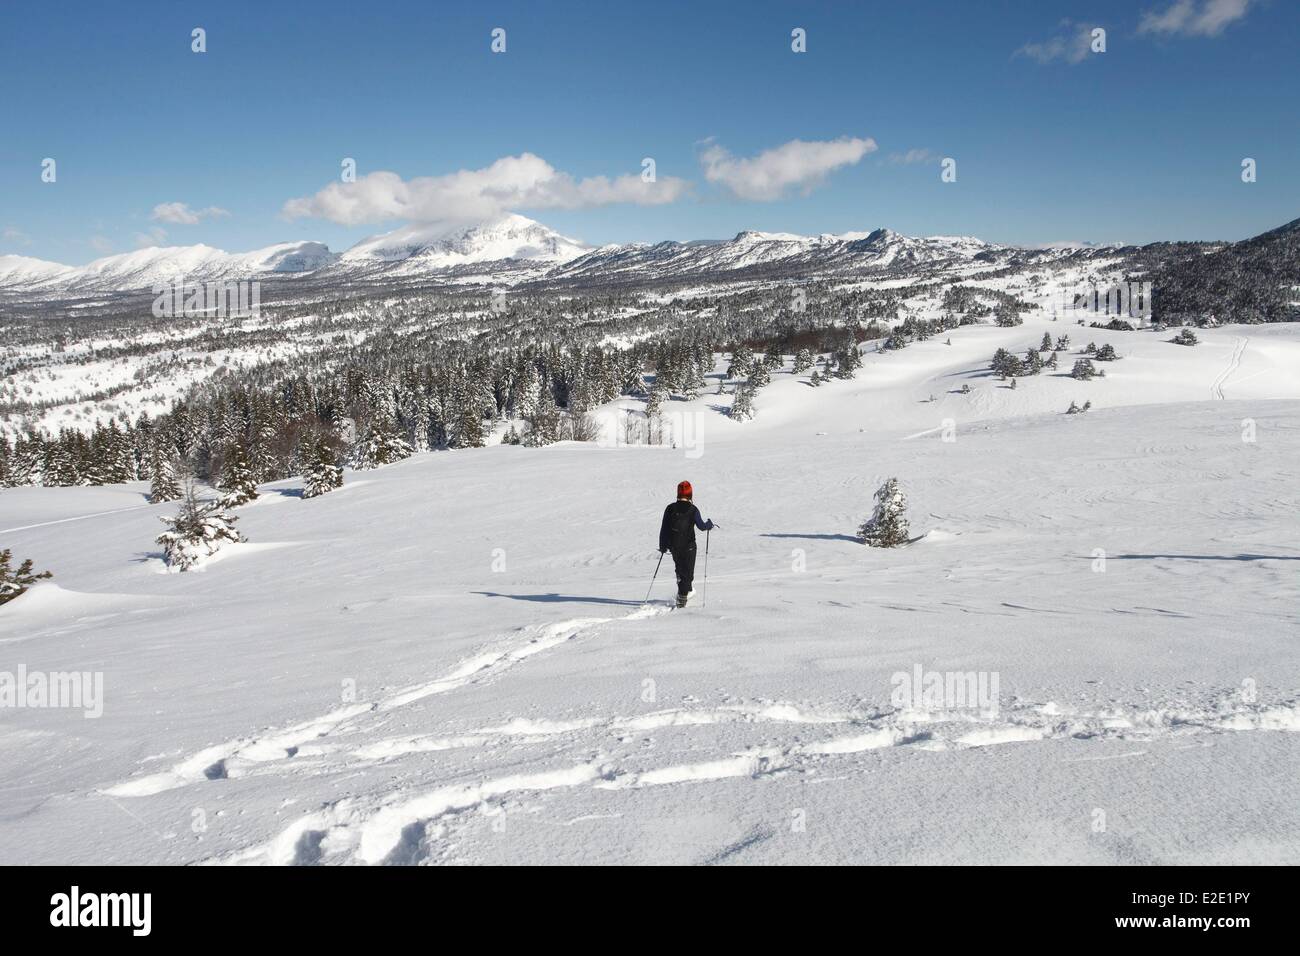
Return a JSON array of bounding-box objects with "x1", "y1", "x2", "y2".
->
[
  {"x1": 0, "y1": 215, "x2": 589, "y2": 297},
  {"x1": 548, "y1": 227, "x2": 1008, "y2": 283},
  {"x1": 0, "y1": 214, "x2": 1084, "y2": 299}
]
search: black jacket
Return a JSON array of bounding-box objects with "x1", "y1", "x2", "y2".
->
[{"x1": 660, "y1": 500, "x2": 713, "y2": 552}]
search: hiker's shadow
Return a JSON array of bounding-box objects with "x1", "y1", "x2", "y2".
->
[
  {"x1": 761, "y1": 532, "x2": 859, "y2": 542},
  {"x1": 473, "y1": 591, "x2": 646, "y2": 607}
]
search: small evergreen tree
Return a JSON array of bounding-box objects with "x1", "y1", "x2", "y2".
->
[
  {"x1": 859, "y1": 478, "x2": 910, "y2": 548},
  {"x1": 355, "y1": 414, "x2": 414, "y2": 466},
  {"x1": 302, "y1": 436, "x2": 343, "y2": 499},
  {"x1": 148, "y1": 452, "x2": 182, "y2": 504},
  {"x1": 792, "y1": 348, "x2": 814, "y2": 373},
  {"x1": 524, "y1": 379, "x2": 562, "y2": 447},
  {"x1": 731, "y1": 382, "x2": 755, "y2": 421},
  {"x1": 1171, "y1": 328, "x2": 1199, "y2": 346},
  {"x1": 0, "y1": 549, "x2": 52, "y2": 605},
  {"x1": 726, "y1": 345, "x2": 755, "y2": 381},
  {"x1": 1071, "y1": 358, "x2": 1098, "y2": 380},
  {"x1": 156, "y1": 483, "x2": 244, "y2": 571},
  {"x1": 836, "y1": 332, "x2": 864, "y2": 374},
  {"x1": 217, "y1": 443, "x2": 259, "y2": 507}
]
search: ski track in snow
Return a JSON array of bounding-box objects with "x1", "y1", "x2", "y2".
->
[
  {"x1": 191, "y1": 683, "x2": 1299, "y2": 865},
  {"x1": 100, "y1": 549, "x2": 1300, "y2": 865},
  {"x1": 1210, "y1": 335, "x2": 1247, "y2": 400},
  {"x1": 101, "y1": 603, "x2": 671, "y2": 798},
  {"x1": 0, "y1": 503, "x2": 154, "y2": 535}
]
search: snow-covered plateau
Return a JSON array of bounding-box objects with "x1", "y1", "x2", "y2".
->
[{"x1": 2, "y1": 317, "x2": 1297, "y2": 865}]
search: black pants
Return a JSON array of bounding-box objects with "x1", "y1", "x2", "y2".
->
[{"x1": 671, "y1": 545, "x2": 697, "y2": 596}]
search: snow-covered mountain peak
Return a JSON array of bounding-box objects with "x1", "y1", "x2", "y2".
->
[{"x1": 341, "y1": 214, "x2": 590, "y2": 267}]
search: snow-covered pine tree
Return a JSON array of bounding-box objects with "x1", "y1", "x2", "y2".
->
[
  {"x1": 1071, "y1": 358, "x2": 1098, "y2": 380},
  {"x1": 302, "y1": 435, "x2": 343, "y2": 498},
  {"x1": 524, "y1": 376, "x2": 562, "y2": 447},
  {"x1": 0, "y1": 549, "x2": 52, "y2": 605},
  {"x1": 156, "y1": 483, "x2": 244, "y2": 571},
  {"x1": 726, "y1": 345, "x2": 755, "y2": 381},
  {"x1": 354, "y1": 413, "x2": 414, "y2": 466},
  {"x1": 217, "y1": 442, "x2": 259, "y2": 507},
  {"x1": 148, "y1": 450, "x2": 182, "y2": 503},
  {"x1": 514, "y1": 363, "x2": 541, "y2": 422},
  {"x1": 1171, "y1": 328, "x2": 1199, "y2": 346},
  {"x1": 858, "y1": 477, "x2": 910, "y2": 548},
  {"x1": 644, "y1": 382, "x2": 664, "y2": 418},
  {"x1": 792, "y1": 348, "x2": 814, "y2": 373},
  {"x1": 836, "y1": 331, "x2": 864, "y2": 375},
  {"x1": 731, "y1": 382, "x2": 755, "y2": 421}
]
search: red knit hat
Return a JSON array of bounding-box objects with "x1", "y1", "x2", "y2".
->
[{"x1": 677, "y1": 480, "x2": 693, "y2": 499}]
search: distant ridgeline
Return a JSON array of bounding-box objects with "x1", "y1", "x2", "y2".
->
[
  {"x1": 1, "y1": 216, "x2": 1297, "y2": 489},
  {"x1": 1137, "y1": 216, "x2": 1300, "y2": 325}
]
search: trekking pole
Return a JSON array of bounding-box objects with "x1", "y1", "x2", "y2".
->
[
  {"x1": 703, "y1": 529, "x2": 710, "y2": 607},
  {"x1": 645, "y1": 551, "x2": 664, "y2": 603}
]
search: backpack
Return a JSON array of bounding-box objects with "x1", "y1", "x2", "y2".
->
[{"x1": 666, "y1": 501, "x2": 696, "y2": 550}]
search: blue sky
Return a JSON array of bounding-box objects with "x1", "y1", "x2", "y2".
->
[{"x1": 1, "y1": 0, "x2": 1296, "y2": 263}]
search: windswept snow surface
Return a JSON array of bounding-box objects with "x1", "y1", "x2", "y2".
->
[{"x1": 2, "y1": 322, "x2": 1299, "y2": 865}]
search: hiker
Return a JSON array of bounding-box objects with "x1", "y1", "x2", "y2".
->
[{"x1": 658, "y1": 480, "x2": 715, "y2": 608}]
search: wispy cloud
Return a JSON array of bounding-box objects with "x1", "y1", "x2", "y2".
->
[
  {"x1": 887, "y1": 148, "x2": 939, "y2": 166},
  {"x1": 150, "y1": 202, "x2": 231, "y2": 225},
  {"x1": 88, "y1": 235, "x2": 114, "y2": 254},
  {"x1": 2, "y1": 226, "x2": 32, "y2": 246},
  {"x1": 698, "y1": 136, "x2": 877, "y2": 201},
  {"x1": 1015, "y1": 22, "x2": 1101, "y2": 65},
  {"x1": 1138, "y1": 0, "x2": 1253, "y2": 37},
  {"x1": 133, "y1": 226, "x2": 169, "y2": 248},
  {"x1": 282, "y1": 153, "x2": 690, "y2": 226}
]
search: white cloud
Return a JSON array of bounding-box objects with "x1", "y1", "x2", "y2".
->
[
  {"x1": 698, "y1": 136, "x2": 877, "y2": 201},
  {"x1": 282, "y1": 153, "x2": 690, "y2": 226},
  {"x1": 3, "y1": 226, "x2": 32, "y2": 246},
  {"x1": 134, "y1": 226, "x2": 169, "y2": 248},
  {"x1": 88, "y1": 235, "x2": 114, "y2": 254},
  {"x1": 1015, "y1": 22, "x2": 1100, "y2": 64},
  {"x1": 1138, "y1": 0, "x2": 1252, "y2": 37},
  {"x1": 150, "y1": 202, "x2": 231, "y2": 225}
]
